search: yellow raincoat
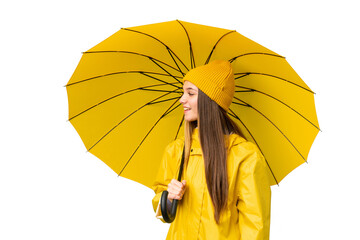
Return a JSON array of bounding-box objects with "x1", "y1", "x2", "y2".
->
[{"x1": 152, "y1": 128, "x2": 271, "y2": 240}]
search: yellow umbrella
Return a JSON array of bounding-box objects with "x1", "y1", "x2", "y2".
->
[{"x1": 66, "y1": 20, "x2": 319, "y2": 187}]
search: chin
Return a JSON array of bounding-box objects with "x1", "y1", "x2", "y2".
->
[{"x1": 185, "y1": 117, "x2": 197, "y2": 122}]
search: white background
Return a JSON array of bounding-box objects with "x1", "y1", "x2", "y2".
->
[{"x1": 1, "y1": 0, "x2": 359, "y2": 239}]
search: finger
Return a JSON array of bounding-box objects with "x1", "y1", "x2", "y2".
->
[
  {"x1": 168, "y1": 187, "x2": 183, "y2": 197},
  {"x1": 172, "y1": 179, "x2": 186, "y2": 188},
  {"x1": 168, "y1": 182, "x2": 184, "y2": 192},
  {"x1": 168, "y1": 186, "x2": 184, "y2": 197},
  {"x1": 168, "y1": 182, "x2": 180, "y2": 192},
  {"x1": 171, "y1": 179, "x2": 185, "y2": 189},
  {"x1": 167, "y1": 193, "x2": 175, "y2": 201},
  {"x1": 168, "y1": 193, "x2": 181, "y2": 201},
  {"x1": 181, "y1": 180, "x2": 186, "y2": 187}
]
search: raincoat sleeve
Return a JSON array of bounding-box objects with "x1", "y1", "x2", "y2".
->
[
  {"x1": 151, "y1": 139, "x2": 183, "y2": 222},
  {"x1": 236, "y1": 142, "x2": 271, "y2": 240}
]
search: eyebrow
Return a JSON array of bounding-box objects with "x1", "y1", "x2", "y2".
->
[{"x1": 184, "y1": 87, "x2": 198, "y2": 91}]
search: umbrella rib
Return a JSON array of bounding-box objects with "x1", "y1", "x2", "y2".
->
[
  {"x1": 140, "y1": 90, "x2": 179, "y2": 94},
  {"x1": 122, "y1": 28, "x2": 189, "y2": 74},
  {"x1": 235, "y1": 85, "x2": 320, "y2": 130},
  {"x1": 148, "y1": 58, "x2": 183, "y2": 84},
  {"x1": 66, "y1": 71, "x2": 182, "y2": 87},
  {"x1": 147, "y1": 97, "x2": 181, "y2": 105},
  {"x1": 231, "y1": 102, "x2": 249, "y2": 107},
  {"x1": 176, "y1": 20, "x2": 195, "y2": 68},
  {"x1": 68, "y1": 84, "x2": 178, "y2": 121},
  {"x1": 233, "y1": 96, "x2": 307, "y2": 162},
  {"x1": 166, "y1": 47, "x2": 187, "y2": 76},
  {"x1": 88, "y1": 91, "x2": 176, "y2": 152},
  {"x1": 118, "y1": 97, "x2": 180, "y2": 176},
  {"x1": 234, "y1": 73, "x2": 248, "y2": 79},
  {"x1": 83, "y1": 50, "x2": 182, "y2": 74},
  {"x1": 174, "y1": 115, "x2": 184, "y2": 140},
  {"x1": 205, "y1": 30, "x2": 236, "y2": 64},
  {"x1": 229, "y1": 52, "x2": 285, "y2": 62},
  {"x1": 140, "y1": 72, "x2": 181, "y2": 88},
  {"x1": 162, "y1": 102, "x2": 182, "y2": 117},
  {"x1": 235, "y1": 72, "x2": 315, "y2": 94},
  {"x1": 228, "y1": 108, "x2": 279, "y2": 185},
  {"x1": 227, "y1": 107, "x2": 257, "y2": 143},
  {"x1": 234, "y1": 89, "x2": 255, "y2": 93}
]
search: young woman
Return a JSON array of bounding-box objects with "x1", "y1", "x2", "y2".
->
[{"x1": 152, "y1": 60, "x2": 271, "y2": 240}]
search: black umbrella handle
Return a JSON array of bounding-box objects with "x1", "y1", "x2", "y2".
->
[
  {"x1": 160, "y1": 191, "x2": 178, "y2": 223},
  {"x1": 160, "y1": 147, "x2": 185, "y2": 223}
]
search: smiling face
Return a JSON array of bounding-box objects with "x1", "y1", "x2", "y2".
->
[{"x1": 179, "y1": 81, "x2": 199, "y2": 122}]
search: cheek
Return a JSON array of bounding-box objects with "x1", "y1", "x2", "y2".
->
[{"x1": 191, "y1": 99, "x2": 198, "y2": 113}]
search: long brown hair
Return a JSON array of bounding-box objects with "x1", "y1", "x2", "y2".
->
[{"x1": 184, "y1": 89, "x2": 244, "y2": 224}]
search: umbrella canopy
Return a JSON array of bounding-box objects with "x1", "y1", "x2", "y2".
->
[{"x1": 66, "y1": 20, "x2": 319, "y2": 187}]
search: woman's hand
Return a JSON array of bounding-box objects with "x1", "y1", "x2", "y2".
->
[{"x1": 167, "y1": 179, "x2": 186, "y2": 202}]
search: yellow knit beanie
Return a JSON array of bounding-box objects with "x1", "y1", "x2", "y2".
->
[{"x1": 182, "y1": 60, "x2": 235, "y2": 111}]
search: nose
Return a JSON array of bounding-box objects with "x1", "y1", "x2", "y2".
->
[{"x1": 179, "y1": 93, "x2": 186, "y2": 104}]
